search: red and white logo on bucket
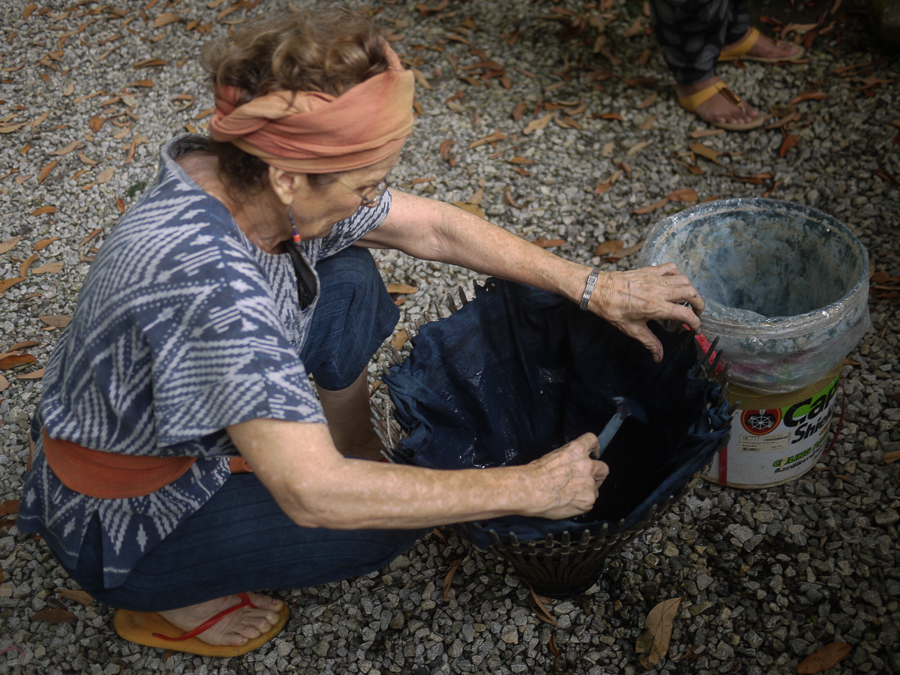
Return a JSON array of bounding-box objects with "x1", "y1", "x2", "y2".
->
[{"x1": 741, "y1": 409, "x2": 783, "y2": 435}]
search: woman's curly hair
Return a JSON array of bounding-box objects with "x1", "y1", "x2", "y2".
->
[{"x1": 202, "y1": 6, "x2": 389, "y2": 193}]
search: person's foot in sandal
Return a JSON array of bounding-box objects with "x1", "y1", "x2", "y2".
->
[
  {"x1": 159, "y1": 592, "x2": 284, "y2": 647},
  {"x1": 720, "y1": 27, "x2": 805, "y2": 63},
  {"x1": 677, "y1": 76, "x2": 764, "y2": 130}
]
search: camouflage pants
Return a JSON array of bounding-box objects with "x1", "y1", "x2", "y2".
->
[{"x1": 647, "y1": 0, "x2": 750, "y2": 85}]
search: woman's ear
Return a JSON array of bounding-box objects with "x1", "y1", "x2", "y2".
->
[{"x1": 268, "y1": 166, "x2": 307, "y2": 205}]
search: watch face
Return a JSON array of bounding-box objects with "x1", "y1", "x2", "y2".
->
[{"x1": 741, "y1": 409, "x2": 782, "y2": 435}]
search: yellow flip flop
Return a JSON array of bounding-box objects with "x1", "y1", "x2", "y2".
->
[
  {"x1": 678, "y1": 80, "x2": 770, "y2": 132},
  {"x1": 114, "y1": 593, "x2": 290, "y2": 657},
  {"x1": 719, "y1": 27, "x2": 806, "y2": 63}
]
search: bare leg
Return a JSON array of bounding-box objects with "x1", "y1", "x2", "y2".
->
[
  {"x1": 159, "y1": 592, "x2": 283, "y2": 647},
  {"x1": 677, "y1": 75, "x2": 759, "y2": 126},
  {"x1": 316, "y1": 370, "x2": 384, "y2": 461}
]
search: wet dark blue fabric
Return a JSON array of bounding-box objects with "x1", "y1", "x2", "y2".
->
[{"x1": 384, "y1": 279, "x2": 731, "y2": 549}]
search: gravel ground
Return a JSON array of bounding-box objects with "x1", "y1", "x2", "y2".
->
[{"x1": 1, "y1": 0, "x2": 899, "y2": 674}]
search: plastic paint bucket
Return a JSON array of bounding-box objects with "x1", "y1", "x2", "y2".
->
[{"x1": 640, "y1": 199, "x2": 870, "y2": 488}]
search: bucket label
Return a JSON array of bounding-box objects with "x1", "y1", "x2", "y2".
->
[{"x1": 708, "y1": 372, "x2": 841, "y2": 487}]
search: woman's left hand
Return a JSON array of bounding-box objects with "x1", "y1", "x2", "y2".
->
[{"x1": 587, "y1": 262, "x2": 704, "y2": 362}]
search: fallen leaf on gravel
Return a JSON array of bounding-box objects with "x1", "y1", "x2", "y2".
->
[
  {"x1": 0, "y1": 237, "x2": 22, "y2": 254},
  {"x1": 8, "y1": 341, "x2": 39, "y2": 351},
  {"x1": 512, "y1": 102, "x2": 527, "y2": 121},
  {"x1": 523, "y1": 113, "x2": 554, "y2": 135},
  {"x1": 23, "y1": 4, "x2": 37, "y2": 19},
  {"x1": 32, "y1": 263, "x2": 64, "y2": 275},
  {"x1": 874, "y1": 170, "x2": 900, "y2": 188},
  {"x1": 18, "y1": 368, "x2": 44, "y2": 380},
  {"x1": 0, "y1": 501, "x2": 19, "y2": 517},
  {"x1": 391, "y1": 330, "x2": 408, "y2": 351},
  {"x1": 411, "y1": 68, "x2": 432, "y2": 90},
  {"x1": 635, "y1": 597, "x2": 682, "y2": 669},
  {"x1": 637, "y1": 92, "x2": 658, "y2": 109},
  {"x1": 442, "y1": 559, "x2": 461, "y2": 600},
  {"x1": 97, "y1": 167, "x2": 115, "y2": 184},
  {"x1": 0, "y1": 354, "x2": 36, "y2": 370},
  {"x1": 509, "y1": 156, "x2": 533, "y2": 165},
  {"x1": 790, "y1": 92, "x2": 828, "y2": 105},
  {"x1": 134, "y1": 58, "x2": 168, "y2": 69},
  {"x1": 690, "y1": 143, "x2": 722, "y2": 164},
  {"x1": 633, "y1": 198, "x2": 669, "y2": 214},
  {"x1": 38, "y1": 161, "x2": 59, "y2": 184},
  {"x1": 20, "y1": 253, "x2": 39, "y2": 277},
  {"x1": 57, "y1": 589, "x2": 95, "y2": 606},
  {"x1": 626, "y1": 141, "x2": 652, "y2": 156},
  {"x1": 78, "y1": 151, "x2": 98, "y2": 166},
  {"x1": 129, "y1": 79, "x2": 155, "y2": 88},
  {"x1": 780, "y1": 134, "x2": 800, "y2": 158},
  {"x1": 549, "y1": 633, "x2": 561, "y2": 658},
  {"x1": 0, "y1": 375, "x2": 8, "y2": 392},
  {"x1": 31, "y1": 206, "x2": 58, "y2": 217},
  {"x1": 33, "y1": 608, "x2": 77, "y2": 625},
  {"x1": 595, "y1": 240, "x2": 624, "y2": 256},
  {"x1": 40, "y1": 315, "x2": 72, "y2": 329},
  {"x1": 690, "y1": 128, "x2": 724, "y2": 138},
  {"x1": 533, "y1": 238, "x2": 566, "y2": 248},
  {"x1": 640, "y1": 116, "x2": 657, "y2": 131},
  {"x1": 30, "y1": 111, "x2": 50, "y2": 129},
  {"x1": 468, "y1": 130, "x2": 507, "y2": 149},
  {"x1": 608, "y1": 241, "x2": 644, "y2": 260},
  {"x1": 623, "y1": 16, "x2": 643, "y2": 38},
  {"x1": 0, "y1": 278, "x2": 24, "y2": 295},
  {"x1": 596, "y1": 112, "x2": 624, "y2": 121},
  {"x1": 453, "y1": 202, "x2": 485, "y2": 219},
  {"x1": 79, "y1": 228, "x2": 102, "y2": 248},
  {"x1": 467, "y1": 188, "x2": 484, "y2": 205},
  {"x1": 88, "y1": 115, "x2": 105, "y2": 133},
  {"x1": 386, "y1": 283, "x2": 417, "y2": 295},
  {"x1": 522, "y1": 578, "x2": 558, "y2": 626},
  {"x1": 667, "y1": 188, "x2": 698, "y2": 203},
  {"x1": 0, "y1": 123, "x2": 28, "y2": 134},
  {"x1": 796, "y1": 642, "x2": 852, "y2": 673},
  {"x1": 153, "y1": 12, "x2": 184, "y2": 28},
  {"x1": 504, "y1": 189, "x2": 522, "y2": 208},
  {"x1": 49, "y1": 140, "x2": 84, "y2": 156},
  {"x1": 883, "y1": 450, "x2": 900, "y2": 464},
  {"x1": 439, "y1": 139, "x2": 454, "y2": 161}
]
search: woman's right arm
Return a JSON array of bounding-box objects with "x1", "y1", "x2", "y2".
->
[{"x1": 227, "y1": 418, "x2": 608, "y2": 530}]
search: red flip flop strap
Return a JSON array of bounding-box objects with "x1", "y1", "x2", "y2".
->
[{"x1": 153, "y1": 592, "x2": 255, "y2": 642}]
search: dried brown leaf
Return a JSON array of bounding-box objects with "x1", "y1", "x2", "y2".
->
[
  {"x1": 509, "y1": 156, "x2": 533, "y2": 165},
  {"x1": 40, "y1": 315, "x2": 72, "y2": 329},
  {"x1": 637, "y1": 92, "x2": 658, "y2": 110},
  {"x1": 789, "y1": 91, "x2": 828, "y2": 105},
  {"x1": 0, "y1": 375, "x2": 8, "y2": 393},
  {"x1": 79, "y1": 228, "x2": 102, "y2": 248},
  {"x1": 391, "y1": 330, "x2": 408, "y2": 351},
  {"x1": 8, "y1": 341, "x2": 39, "y2": 351},
  {"x1": 522, "y1": 578, "x2": 558, "y2": 626},
  {"x1": 548, "y1": 633, "x2": 561, "y2": 658},
  {"x1": 467, "y1": 188, "x2": 484, "y2": 206},
  {"x1": 49, "y1": 140, "x2": 84, "y2": 156},
  {"x1": 796, "y1": 642, "x2": 852, "y2": 673},
  {"x1": 23, "y1": 4, "x2": 37, "y2": 19},
  {"x1": 626, "y1": 141, "x2": 652, "y2": 157},
  {"x1": 0, "y1": 236, "x2": 22, "y2": 255},
  {"x1": 38, "y1": 161, "x2": 59, "y2": 184},
  {"x1": 0, "y1": 500, "x2": 19, "y2": 517},
  {"x1": 442, "y1": 559, "x2": 462, "y2": 600},
  {"x1": 595, "y1": 240, "x2": 624, "y2": 256},
  {"x1": 690, "y1": 128, "x2": 724, "y2": 139},
  {"x1": 97, "y1": 167, "x2": 115, "y2": 184},
  {"x1": 690, "y1": 143, "x2": 722, "y2": 165},
  {"x1": 134, "y1": 58, "x2": 168, "y2": 69},
  {"x1": 20, "y1": 253, "x2": 38, "y2": 277},
  {"x1": 0, "y1": 278, "x2": 24, "y2": 295},
  {"x1": 386, "y1": 283, "x2": 418, "y2": 295},
  {"x1": 411, "y1": 68, "x2": 432, "y2": 90},
  {"x1": 523, "y1": 113, "x2": 554, "y2": 135},
  {"x1": 439, "y1": 139, "x2": 455, "y2": 161},
  {"x1": 78, "y1": 151, "x2": 98, "y2": 166},
  {"x1": 30, "y1": 111, "x2": 50, "y2": 129},
  {"x1": 468, "y1": 130, "x2": 508, "y2": 149},
  {"x1": 153, "y1": 13, "x2": 183, "y2": 28},
  {"x1": 633, "y1": 198, "x2": 669, "y2": 215},
  {"x1": 57, "y1": 589, "x2": 95, "y2": 606},
  {"x1": 32, "y1": 262, "x2": 64, "y2": 275},
  {"x1": 883, "y1": 450, "x2": 900, "y2": 464},
  {"x1": 0, "y1": 123, "x2": 28, "y2": 134},
  {"x1": 88, "y1": 115, "x2": 105, "y2": 133},
  {"x1": 532, "y1": 238, "x2": 566, "y2": 248},
  {"x1": 608, "y1": 241, "x2": 644, "y2": 260},
  {"x1": 18, "y1": 368, "x2": 44, "y2": 380},
  {"x1": 511, "y1": 102, "x2": 527, "y2": 122},
  {"x1": 0, "y1": 354, "x2": 36, "y2": 370},
  {"x1": 667, "y1": 188, "x2": 698, "y2": 203},
  {"x1": 32, "y1": 608, "x2": 77, "y2": 624},
  {"x1": 635, "y1": 597, "x2": 682, "y2": 669},
  {"x1": 453, "y1": 202, "x2": 485, "y2": 219},
  {"x1": 31, "y1": 206, "x2": 58, "y2": 217},
  {"x1": 780, "y1": 134, "x2": 800, "y2": 158}
]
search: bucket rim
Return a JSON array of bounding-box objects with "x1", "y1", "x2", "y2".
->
[{"x1": 640, "y1": 198, "x2": 869, "y2": 338}]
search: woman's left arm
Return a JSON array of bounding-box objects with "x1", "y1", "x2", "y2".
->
[{"x1": 357, "y1": 189, "x2": 704, "y2": 362}]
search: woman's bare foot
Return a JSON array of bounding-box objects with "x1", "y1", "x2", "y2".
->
[
  {"x1": 724, "y1": 27, "x2": 802, "y2": 60},
  {"x1": 159, "y1": 592, "x2": 284, "y2": 647},
  {"x1": 677, "y1": 76, "x2": 759, "y2": 127}
]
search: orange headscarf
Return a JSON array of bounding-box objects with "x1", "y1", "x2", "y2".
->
[{"x1": 209, "y1": 43, "x2": 415, "y2": 173}]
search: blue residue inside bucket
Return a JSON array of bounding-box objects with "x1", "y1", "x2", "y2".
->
[{"x1": 641, "y1": 199, "x2": 870, "y2": 393}]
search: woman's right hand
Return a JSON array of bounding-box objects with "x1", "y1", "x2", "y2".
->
[{"x1": 522, "y1": 433, "x2": 609, "y2": 520}]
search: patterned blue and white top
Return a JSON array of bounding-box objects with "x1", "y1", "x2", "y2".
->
[{"x1": 18, "y1": 135, "x2": 392, "y2": 587}]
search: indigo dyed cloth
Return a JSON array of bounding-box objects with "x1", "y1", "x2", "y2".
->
[
  {"x1": 384, "y1": 280, "x2": 731, "y2": 548},
  {"x1": 18, "y1": 135, "x2": 393, "y2": 587}
]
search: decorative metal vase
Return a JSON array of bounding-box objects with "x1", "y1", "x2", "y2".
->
[{"x1": 374, "y1": 279, "x2": 732, "y2": 598}]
